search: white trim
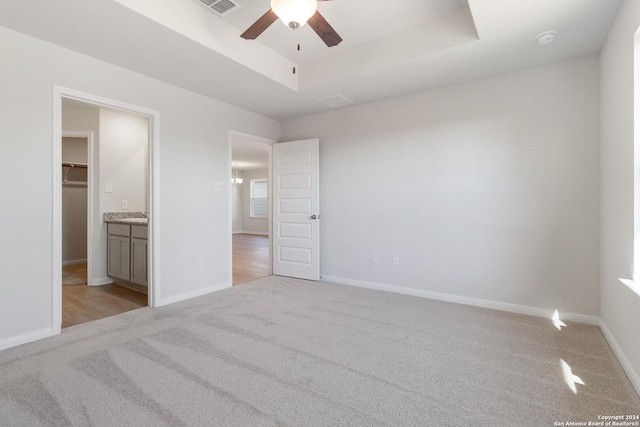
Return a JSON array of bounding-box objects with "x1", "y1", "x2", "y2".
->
[
  {"x1": 321, "y1": 275, "x2": 601, "y2": 325},
  {"x1": 53, "y1": 85, "x2": 161, "y2": 334},
  {"x1": 267, "y1": 144, "x2": 273, "y2": 276},
  {"x1": 148, "y1": 101, "x2": 161, "y2": 309},
  {"x1": 0, "y1": 328, "x2": 54, "y2": 351},
  {"x1": 52, "y1": 88, "x2": 62, "y2": 336},
  {"x1": 599, "y1": 320, "x2": 640, "y2": 397},
  {"x1": 156, "y1": 282, "x2": 231, "y2": 307},
  {"x1": 62, "y1": 259, "x2": 87, "y2": 267}
]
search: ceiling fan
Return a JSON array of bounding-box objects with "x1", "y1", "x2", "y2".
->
[{"x1": 241, "y1": 0, "x2": 342, "y2": 47}]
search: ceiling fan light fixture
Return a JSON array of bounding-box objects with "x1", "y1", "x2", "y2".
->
[{"x1": 271, "y1": 0, "x2": 317, "y2": 29}]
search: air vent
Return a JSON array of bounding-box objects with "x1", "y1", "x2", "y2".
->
[
  {"x1": 195, "y1": 0, "x2": 240, "y2": 17},
  {"x1": 317, "y1": 95, "x2": 354, "y2": 109}
]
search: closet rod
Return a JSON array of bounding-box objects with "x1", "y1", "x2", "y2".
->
[{"x1": 62, "y1": 162, "x2": 87, "y2": 168}]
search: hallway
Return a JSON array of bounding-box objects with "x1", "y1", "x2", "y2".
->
[{"x1": 233, "y1": 233, "x2": 269, "y2": 285}]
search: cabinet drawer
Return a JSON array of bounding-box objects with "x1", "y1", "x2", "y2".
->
[
  {"x1": 108, "y1": 223, "x2": 130, "y2": 237},
  {"x1": 131, "y1": 225, "x2": 148, "y2": 239}
]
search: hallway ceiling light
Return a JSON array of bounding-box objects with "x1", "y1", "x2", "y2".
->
[{"x1": 232, "y1": 169, "x2": 243, "y2": 186}]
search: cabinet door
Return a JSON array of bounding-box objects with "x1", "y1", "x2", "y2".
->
[
  {"x1": 107, "y1": 235, "x2": 130, "y2": 281},
  {"x1": 130, "y1": 238, "x2": 148, "y2": 287}
]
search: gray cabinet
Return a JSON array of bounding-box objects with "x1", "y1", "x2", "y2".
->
[
  {"x1": 107, "y1": 234, "x2": 130, "y2": 280},
  {"x1": 130, "y1": 238, "x2": 148, "y2": 287},
  {"x1": 107, "y1": 222, "x2": 148, "y2": 291}
]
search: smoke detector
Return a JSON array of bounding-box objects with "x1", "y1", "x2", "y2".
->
[{"x1": 536, "y1": 31, "x2": 557, "y2": 45}]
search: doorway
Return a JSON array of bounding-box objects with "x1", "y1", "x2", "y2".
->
[
  {"x1": 230, "y1": 131, "x2": 274, "y2": 285},
  {"x1": 53, "y1": 87, "x2": 159, "y2": 334},
  {"x1": 61, "y1": 135, "x2": 88, "y2": 288}
]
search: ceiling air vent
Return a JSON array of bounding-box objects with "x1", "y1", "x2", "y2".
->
[
  {"x1": 195, "y1": 0, "x2": 240, "y2": 17},
  {"x1": 317, "y1": 95, "x2": 354, "y2": 109}
]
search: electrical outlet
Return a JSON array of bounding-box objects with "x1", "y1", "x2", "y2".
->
[
  {"x1": 197, "y1": 257, "x2": 204, "y2": 269},
  {"x1": 392, "y1": 254, "x2": 400, "y2": 265},
  {"x1": 372, "y1": 252, "x2": 379, "y2": 264},
  {"x1": 121, "y1": 199, "x2": 129, "y2": 210},
  {"x1": 105, "y1": 183, "x2": 113, "y2": 193}
]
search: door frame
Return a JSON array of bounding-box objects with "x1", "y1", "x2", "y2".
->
[
  {"x1": 52, "y1": 85, "x2": 161, "y2": 335},
  {"x1": 228, "y1": 130, "x2": 276, "y2": 283},
  {"x1": 61, "y1": 131, "x2": 94, "y2": 285}
]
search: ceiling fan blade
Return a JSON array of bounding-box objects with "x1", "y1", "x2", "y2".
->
[
  {"x1": 241, "y1": 9, "x2": 278, "y2": 40},
  {"x1": 307, "y1": 10, "x2": 342, "y2": 47}
]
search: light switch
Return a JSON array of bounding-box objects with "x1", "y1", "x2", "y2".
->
[
  {"x1": 214, "y1": 181, "x2": 223, "y2": 191},
  {"x1": 105, "y1": 183, "x2": 113, "y2": 193}
]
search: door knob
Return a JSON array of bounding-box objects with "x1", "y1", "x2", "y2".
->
[{"x1": 310, "y1": 215, "x2": 319, "y2": 220}]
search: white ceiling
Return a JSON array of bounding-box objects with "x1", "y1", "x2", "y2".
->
[
  {"x1": 0, "y1": 0, "x2": 624, "y2": 120},
  {"x1": 222, "y1": 0, "x2": 469, "y2": 64},
  {"x1": 231, "y1": 136, "x2": 270, "y2": 171}
]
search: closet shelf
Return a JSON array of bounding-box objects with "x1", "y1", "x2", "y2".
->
[{"x1": 62, "y1": 181, "x2": 87, "y2": 187}]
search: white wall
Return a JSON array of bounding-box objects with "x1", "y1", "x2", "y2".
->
[
  {"x1": 599, "y1": 0, "x2": 640, "y2": 392},
  {"x1": 99, "y1": 108, "x2": 148, "y2": 213},
  {"x1": 241, "y1": 168, "x2": 269, "y2": 235},
  {"x1": 0, "y1": 25, "x2": 279, "y2": 349},
  {"x1": 281, "y1": 56, "x2": 601, "y2": 317}
]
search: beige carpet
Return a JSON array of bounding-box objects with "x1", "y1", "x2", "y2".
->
[{"x1": 1, "y1": 276, "x2": 638, "y2": 426}]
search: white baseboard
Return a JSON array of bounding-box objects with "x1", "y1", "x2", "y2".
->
[
  {"x1": 157, "y1": 281, "x2": 232, "y2": 307},
  {"x1": 88, "y1": 276, "x2": 113, "y2": 286},
  {"x1": 599, "y1": 320, "x2": 640, "y2": 397},
  {"x1": 62, "y1": 259, "x2": 87, "y2": 266},
  {"x1": 236, "y1": 231, "x2": 268, "y2": 236},
  {"x1": 320, "y1": 275, "x2": 601, "y2": 326},
  {"x1": 0, "y1": 327, "x2": 54, "y2": 351}
]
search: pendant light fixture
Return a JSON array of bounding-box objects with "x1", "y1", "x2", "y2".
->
[{"x1": 232, "y1": 169, "x2": 243, "y2": 186}]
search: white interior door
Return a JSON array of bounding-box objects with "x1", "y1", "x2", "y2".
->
[{"x1": 272, "y1": 139, "x2": 320, "y2": 281}]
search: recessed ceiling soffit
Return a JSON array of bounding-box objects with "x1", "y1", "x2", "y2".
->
[{"x1": 113, "y1": 0, "x2": 478, "y2": 92}]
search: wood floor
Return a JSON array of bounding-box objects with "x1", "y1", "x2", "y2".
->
[
  {"x1": 62, "y1": 264, "x2": 147, "y2": 329},
  {"x1": 233, "y1": 233, "x2": 269, "y2": 285},
  {"x1": 61, "y1": 234, "x2": 267, "y2": 327}
]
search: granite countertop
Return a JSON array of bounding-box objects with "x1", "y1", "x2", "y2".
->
[{"x1": 104, "y1": 212, "x2": 148, "y2": 225}]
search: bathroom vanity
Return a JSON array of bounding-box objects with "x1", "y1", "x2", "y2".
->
[{"x1": 105, "y1": 213, "x2": 148, "y2": 293}]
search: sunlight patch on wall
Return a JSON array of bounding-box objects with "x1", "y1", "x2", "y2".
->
[{"x1": 619, "y1": 278, "x2": 640, "y2": 297}]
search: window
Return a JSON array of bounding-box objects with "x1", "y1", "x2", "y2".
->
[{"x1": 251, "y1": 179, "x2": 268, "y2": 218}]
